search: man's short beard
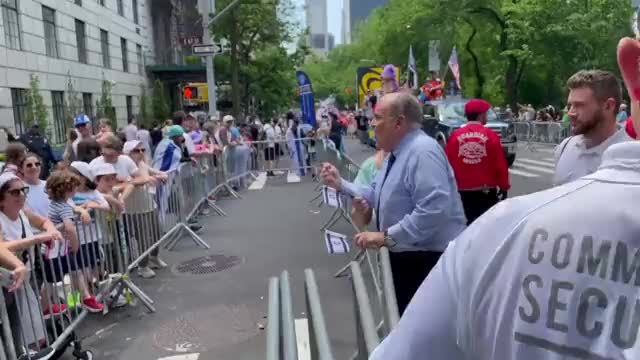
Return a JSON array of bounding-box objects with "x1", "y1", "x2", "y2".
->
[{"x1": 574, "y1": 108, "x2": 604, "y2": 136}]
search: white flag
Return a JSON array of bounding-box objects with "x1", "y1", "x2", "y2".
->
[{"x1": 408, "y1": 45, "x2": 418, "y2": 89}]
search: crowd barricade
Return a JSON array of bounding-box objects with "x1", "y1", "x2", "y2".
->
[
  {"x1": 266, "y1": 269, "x2": 334, "y2": 360},
  {"x1": 512, "y1": 121, "x2": 568, "y2": 151},
  {"x1": 0, "y1": 148, "x2": 253, "y2": 359},
  {"x1": 248, "y1": 138, "x2": 319, "y2": 178},
  {"x1": 263, "y1": 138, "x2": 399, "y2": 359}
]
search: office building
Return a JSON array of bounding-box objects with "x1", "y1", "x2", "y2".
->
[
  {"x1": 0, "y1": 0, "x2": 154, "y2": 143},
  {"x1": 343, "y1": 0, "x2": 388, "y2": 44},
  {"x1": 305, "y1": 0, "x2": 333, "y2": 54}
]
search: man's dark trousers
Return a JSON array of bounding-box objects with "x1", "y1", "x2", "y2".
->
[{"x1": 389, "y1": 250, "x2": 443, "y2": 314}]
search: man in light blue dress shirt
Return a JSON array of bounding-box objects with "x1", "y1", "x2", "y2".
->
[{"x1": 321, "y1": 92, "x2": 466, "y2": 313}]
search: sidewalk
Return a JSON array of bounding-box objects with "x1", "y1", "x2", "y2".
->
[{"x1": 72, "y1": 175, "x2": 359, "y2": 359}]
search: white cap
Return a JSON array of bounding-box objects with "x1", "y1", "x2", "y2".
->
[
  {"x1": 123, "y1": 140, "x2": 141, "y2": 155},
  {"x1": 0, "y1": 172, "x2": 19, "y2": 190},
  {"x1": 91, "y1": 163, "x2": 117, "y2": 177},
  {"x1": 223, "y1": 115, "x2": 234, "y2": 123},
  {"x1": 70, "y1": 161, "x2": 94, "y2": 182}
]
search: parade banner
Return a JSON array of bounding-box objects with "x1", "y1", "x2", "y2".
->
[
  {"x1": 296, "y1": 71, "x2": 316, "y2": 128},
  {"x1": 356, "y1": 66, "x2": 401, "y2": 108}
]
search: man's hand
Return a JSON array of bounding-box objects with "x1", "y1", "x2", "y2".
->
[
  {"x1": 354, "y1": 232, "x2": 385, "y2": 249},
  {"x1": 43, "y1": 229, "x2": 63, "y2": 243},
  {"x1": 352, "y1": 197, "x2": 370, "y2": 213},
  {"x1": 320, "y1": 163, "x2": 342, "y2": 190},
  {"x1": 79, "y1": 209, "x2": 92, "y2": 224}
]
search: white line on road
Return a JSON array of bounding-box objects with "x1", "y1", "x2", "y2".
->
[
  {"x1": 509, "y1": 168, "x2": 539, "y2": 178},
  {"x1": 516, "y1": 158, "x2": 555, "y2": 168},
  {"x1": 287, "y1": 172, "x2": 301, "y2": 183},
  {"x1": 295, "y1": 318, "x2": 311, "y2": 360},
  {"x1": 249, "y1": 172, "x2": 267, "y2": 190},
  {"x1": 513, "y1": 163, "x2": 555, "y2": 175},
  {"x1": 158, "y1": 354, "x2": 199, "y2": 360}
]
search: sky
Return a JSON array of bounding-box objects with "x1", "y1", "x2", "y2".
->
[{"x1": 293, "y1": 0, "x2": 343, "y2": 44}]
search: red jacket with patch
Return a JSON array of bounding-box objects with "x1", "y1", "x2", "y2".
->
[{"x1": 445, "y1": 123, "x2": 510, "y2": 191}]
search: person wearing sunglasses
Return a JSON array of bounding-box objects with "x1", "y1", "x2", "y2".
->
[
  {"x1": 71, "y1": 114, "x2": 94, "y2": 161},
  {"x1": 1, "y1": 142, "x2": 27, "y2": 176},
  {"x1": 123, "y1": 140, "x2": 168, "y2": 278},
  {"x1": 21, "y1": 153, "x2": 48, "y2": 219}
]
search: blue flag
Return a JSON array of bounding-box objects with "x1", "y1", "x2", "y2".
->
[{"x1": 296, "y1": 71, "x2": 316, "y2": 128}]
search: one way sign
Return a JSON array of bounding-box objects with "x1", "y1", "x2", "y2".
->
[{"x1": 192, "y1": 43, "x2": 226, "y2": 56}]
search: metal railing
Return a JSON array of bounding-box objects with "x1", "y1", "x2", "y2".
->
[{"x1": 512, "y1": 121, "x2": 569, "y2": 151}]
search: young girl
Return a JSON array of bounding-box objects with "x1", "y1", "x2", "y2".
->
[
  {"x1": 45, "y1": 171, "x2": 103, "y2": 313},
  {"x1": 123, "y1": 141, "x2": 168, "y2": 278}
]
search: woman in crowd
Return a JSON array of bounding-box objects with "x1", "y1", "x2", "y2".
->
[
  {"x1": 220, "y1": 115, "x2": 251, "y2": 190},
  {"x1": 62, "y1": 128, "x2": 79, "y2": 164},
  {"x1": 0, "y1": 172, "x2": 63, "y2": 357},
  {"x1": 123, "y1": 140, "x2": 168, "y2": 278},
  {"x1": 22, "y1": 153, "x2": 48, "y2": 218},
  {"x1": 286, "y1": 118, "x2": 306, "y2": 177}
]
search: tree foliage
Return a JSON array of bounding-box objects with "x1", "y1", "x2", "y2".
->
[
  {"x1": 303, "y1": 0, "x2": 633, "y2": 109},
  {"x1": 212, "y1": 0, "x2": 307, "y2": 119},
  {"x1": 152, "y1": 79, "x2": 170, "y2": 122},
  {"x1": 24, "y1": 74, "x2": 48, "y2": 131},
  {"x1": 139, "y1": 84, "x2": 153, "y2": 128},
  {"x1": 64, "y1": 72, "x2": 82, "y2": 125},
  {"x1": 96, "y1": 78, "x2": 116, "y2": 123}
]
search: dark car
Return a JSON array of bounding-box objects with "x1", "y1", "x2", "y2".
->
[{"x1": 421, "y1": 100, "x2": 517, "y2": 167}]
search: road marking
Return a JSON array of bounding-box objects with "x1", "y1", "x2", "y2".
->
[
  {"x1": 287, "y1": 172, "x2": 301, "y2": 183},
  {"x1": 249, "y1": 172, "x2": 267, "y2": 190},
  {"x1": 516, "y1": 158, "x2": 555, "y2": 168},
  {"x1": 509, "y1": 168, "x2": 539, "y2": 178},
  {"x1": 158, "y1": 354, "x2": 199, "y2": 360},
  {"x1": 295, "y1": 318, "x2": 311, "y2": 360},
  {"x1": 513, "y1": 163, "x2": 555, "y2": 175}
]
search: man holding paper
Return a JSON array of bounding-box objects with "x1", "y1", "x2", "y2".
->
[{"x1": 320, "y1": 92, "x2": 466, "y2": 313}]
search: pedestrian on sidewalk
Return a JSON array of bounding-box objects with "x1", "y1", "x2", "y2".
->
[
  {"x1": 321, "y1": 92, "x2": 466, "y2": 314},
  {"x1": 445, "y1": 99, "x2": 510, "y2": 224}
]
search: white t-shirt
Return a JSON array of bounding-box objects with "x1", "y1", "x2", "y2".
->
[
  {"x1": 124, "y1": 124, "x2": 138, "y2": 141},
  {"x1": 554, "y1": 128, "x2": 632, "y2": 186},
  {"x1": 26, "y1": 181, "x2": 49, "y2": 218},
  {"x1": 183, "y1": 127, "x2": 196, "y2": 155},
  {"x1": 72, "y1": 190, "x2": 108, "y2": 244},
  {"x1": 264, "y1": 124, "x2": 276, "y2": 148},
  {"x1": 371, "y1": 141, "x2": 640, "y2": 360},
  {"x1": 90, "y1": 155, "x2": 139, "y2": 181}
]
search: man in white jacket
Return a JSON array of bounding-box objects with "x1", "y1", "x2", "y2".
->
[{"x1": 371, "y1": 140, "x2": 640, "y2": 360}]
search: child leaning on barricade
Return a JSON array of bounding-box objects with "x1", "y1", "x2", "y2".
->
[{"x1": 45, "y1": 170, "x2": 104, "y2": 313}]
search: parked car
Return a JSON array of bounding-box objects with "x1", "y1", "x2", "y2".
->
[{"x1": 421, "y1": 100, "x2": 517, "y2": 167}]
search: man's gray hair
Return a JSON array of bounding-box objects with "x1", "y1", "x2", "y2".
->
[{"x1": 388, "y1": 92, "x2": 423, "y2": 126}]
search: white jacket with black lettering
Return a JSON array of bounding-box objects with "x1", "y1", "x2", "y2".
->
[{"x1": 371, "y1": 141, "x2": 640, "y2": 360}]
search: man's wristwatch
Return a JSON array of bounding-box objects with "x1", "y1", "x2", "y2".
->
[{"x1": 383, "y1": 230, "x2": 397, "y2": 248}]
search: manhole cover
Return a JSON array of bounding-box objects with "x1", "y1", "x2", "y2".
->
[{"x1": 174, "y1": 254, "x2": 242, "y2": 275}]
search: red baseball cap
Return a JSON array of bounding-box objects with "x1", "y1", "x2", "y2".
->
[{"x1": 464, "y1": 99, "x2": 491, "y2": 115}]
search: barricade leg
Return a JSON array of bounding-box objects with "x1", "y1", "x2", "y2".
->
[
  {"x1": 165, "y1": 223, "x2": 211, "y2": 251},
  {"x1": 304, "y1": 269, "x2": 335, "y2": 360},
  {"x1": 349, "y1": 261, "x2": 380, "y2": 360},
  {"x1": 280, "y1": 271, "x2": 297, "y2": 360},
  {"x1": 266, "y1": 277, "x2": 280, "y2": 360}
]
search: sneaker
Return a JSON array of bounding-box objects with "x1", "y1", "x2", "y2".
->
[
  {"x1": 189, "y1": 224, "x2": 203, "y2": 233},
  {"x1": 187, "y1": 218, "x2": 198, "y2": 225},
  {"x1": 18, "y1": 349, "x2": 39, "y2": 360},
  {"x1": 208, "y1": 195, "x2": 216, "y2": 201},
  {"x1": 138, "y1": 266, "x2": 156, "y2": 279},
  {"x1": 109, "y1": 290, "x2": 128, "y2": 308},
  {"x1": 82, "y1": 296, "x2": 104, "y2": 313},
  {"x1": 149, "y1": 256, "x2": 168, "y2": 269},
  {"x1": 42, "y1": 303, "x2": 67, "y2": 319},
  {"x1": 267, "y1": 171, "x2": 275, "y2": 177}
]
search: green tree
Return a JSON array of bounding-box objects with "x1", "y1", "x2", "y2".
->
[
  {"x1": 139, "y1": 84, "x2": 153, "y2": 128},
  {"x1": 151, "y1": 79, "x2": 170, "y2": 122},
  {"x1": 96, "y1": 78, "x2": 116, "y2": 122},
  {"x1": 24, "y1": 74, "x2": 48, "y2": 131},
  {"x1": 64, "y1": 72, "x2": 83, "y2": 126}
]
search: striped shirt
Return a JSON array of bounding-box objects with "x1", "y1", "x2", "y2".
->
[{"x1": 48, "y1": 200, "x2": 74, "y2": 225}]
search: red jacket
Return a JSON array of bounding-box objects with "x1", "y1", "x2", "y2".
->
[
  {"x1": 626, "y1": 116, "x2": 637, "y2": 139},
  {"x1": 445, "y1": 123, "x2": 510, "y2": 191}
]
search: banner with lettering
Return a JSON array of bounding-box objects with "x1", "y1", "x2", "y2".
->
[{"x1": 296, "y1": 71, "x2": 316, "y2": 128}]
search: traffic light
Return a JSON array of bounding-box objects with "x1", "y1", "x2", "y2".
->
[{"x1": 184, "y1": 86, "x2": 198, "y2": 100}]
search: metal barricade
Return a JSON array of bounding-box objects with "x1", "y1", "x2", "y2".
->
[{"x1": 513, "y1": 121, "x2": 566, "y2": 151}]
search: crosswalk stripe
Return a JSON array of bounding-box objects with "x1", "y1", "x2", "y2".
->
[
  {"x1": 513, "y1": 163, "x2": 555, "y2": 175},
  {"x1": 249, "y1": 172, "x2": 267, "y2": 190},
  {"x1": 508, "y1": 168, "x2": 539, "y2": 178},
  {"x1": 157, "y1": 354, "x2": 199, "y2": 360},
  {"x1": 516, "y1": 158, "x2": 555, "y2": 168}
]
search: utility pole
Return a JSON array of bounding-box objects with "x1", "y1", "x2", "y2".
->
[{"x1": 200, "y1": 0, "x2": 217, "y2": 117}]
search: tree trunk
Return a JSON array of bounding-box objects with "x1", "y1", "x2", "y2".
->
[
  {"x1": 230, "y1": 9, "x2": 241, "y2": 120},
  {"x1": 463, "y1": 20, "x2": 484, "y2": 98}
]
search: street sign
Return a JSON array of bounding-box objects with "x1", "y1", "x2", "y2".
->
[{"x1": 192, "y1": 43, "x2": 226, "y2": 56}]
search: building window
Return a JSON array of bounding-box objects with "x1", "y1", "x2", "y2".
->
[
  {"x1": 2, "y1": 0, "x2": 21, "y2": 50},
  {"x1": 51, "y1": 91, "x2": 66, "y2": 144},
  {"x1": 98, "y1": 0, "x2": 104, "y2": 6},
  {"x1": 126, "y1": 96, "x2": 132, "y2": 120},
  {"x1": 132, "y1": 0, "x2": 138, "y2": 24},
  {"x1": 120, "y1": 37, "x2": 128, "y2": 72},
  {"x1": 136, "y1": 44, "x2": 143, "y2": 74},
  {"x1": 10, "y1": 88, "x2": 27, "y2": 135},
  {"x1": 42, "y1": 6, "x2": 58, "y2": 58},
  {"x1": 74, "y1": 0, "x2": 82, "y2": 5},
  {"x1": 117, "y1": 0, "x2": 123, "y2": 16},
  {"x1": 82, "y1": 93, "x2": 93, "y2": 118},
  {"x1": 75, "y1": 19, "x2": 87, "y2": 63},
  {"x1": 100, "y1": 29, "x2": 110, "y2": 68}
]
